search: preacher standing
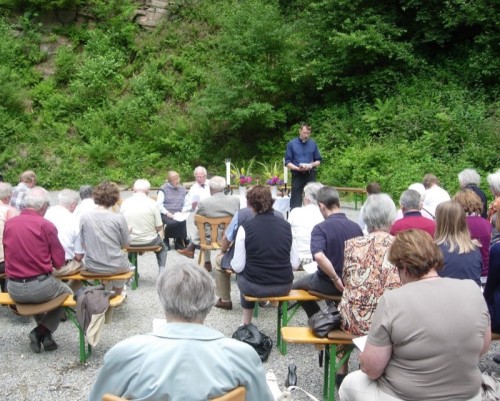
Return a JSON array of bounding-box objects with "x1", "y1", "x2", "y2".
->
[{"x1": 285, "y1": 123, "x2": 322, "y2": 209}]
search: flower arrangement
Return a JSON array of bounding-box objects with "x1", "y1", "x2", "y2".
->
[
  {"x1": 258, "y1": 161, "x2": 284, "y2": 186},
  {"x1": 231, "y1": 158, "x2": 255, "y2": 186}
]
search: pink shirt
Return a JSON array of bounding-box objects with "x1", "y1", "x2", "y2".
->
[{"x1": 4, "y1": 208, "x2": 65, "y2": 279}]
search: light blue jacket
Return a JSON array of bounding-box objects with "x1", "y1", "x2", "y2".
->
[{"x1": 89, "y1": 322, "x2": 274, "y2": 401}]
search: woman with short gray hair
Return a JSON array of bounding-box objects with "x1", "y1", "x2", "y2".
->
[
  {"x1": 89, "y1": 261, "x2": 274, "y2": 401},
  {"x1": 336, "y1": 194, "x2": 401, "y2": 386}
]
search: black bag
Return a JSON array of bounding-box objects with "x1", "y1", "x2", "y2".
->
[
  {"x1": 232, "y1": 323, "x2": 273, "y2": 362},
  {"x1": 307, "y1": 303, "x2": 341, "y2": 338}
]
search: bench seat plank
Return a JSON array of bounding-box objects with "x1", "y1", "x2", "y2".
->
[
  {"x1": 57, "y1": 271, "x2": 133, "y2": 281},
  {"x1": 244, "y1": 289, "x2": 322, "y2": 302}
]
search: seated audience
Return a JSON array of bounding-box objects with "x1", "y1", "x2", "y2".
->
[
  {"x1": 89, "y1": 261, "x2": 273, "y2": 401},
  {"x1": 422, "y1": 173, "x2": 450, "y2": 219},
  {"x1": 484, "y1": 211, "x2": 500, "y2": 333},
  {"x1": 10, "y1": 170, "x2": 37, "y2": 211},
  {"x1": 80, "y1": 181, "x2": 132, "y2": 294},
  {"x1": 394, "y1": 183, "x2": 433, "y2": 221},
  {"x1": 4, "y1": 187, "x2": 72, "y2": 353},
  {"x1": 231, "y1": 185, "x2": 299, "y2": 325},
  {"x1": 287, "y1": 182, "x2": 324, "y2": 266},
  {"x1": 157, "y1": 171, "x2": 191, "y2": 250},
  {"x1": 487, "y1": 170, "x2": 500, "y2": 244},
  {"x1": 339, "y1": 229, "x2": 491, "y2": 401},
  {"x1": 458, "y1": 168, "x2": 488, "y2": 218},
  {"x1": 74, "y1": 185, "x2": 96, "y2": 218},
  {"x1": 44, "y1": 189, "x2": 84, "y2": 278},
  {"x1": 0, "y1": 183, "x2": 18, "y2": 291},
  {"x1": 453, "y1": 189, "x2": 491, "y2": 278},
  {"x1": 337, "y1": 194, "x2": 401, "y2": 385},
  {"x1": 390, "y1": 189, "x2": 435, "y2": 237},
  {"x1": 435, "y1": 201, "x2": 482, "y2": 286},
  {"x1": 292, "y1": 186, "x2": 363, "y2": 317},
  {"x1": 120, "y1": 179, "x2": 168, "y2": 272},
  {"x1": 357, "y1": 182, "x2": 381, "y2": 234},
  {"x1": 177, "y1": 176, "x2": 239, "y2": 271}
]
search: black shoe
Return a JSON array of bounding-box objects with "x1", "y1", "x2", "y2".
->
[
  {"x1": 29, "y1": 328, "x2": 42, "y2": 353},
  {"x1": 174, "y1": 239, "x2": 186, "y2": 250},
  {"x1": 285, "y1": 364, "x2": 297, "y2": 387},
  {"x1": 42, "y1": 332, "x2": 58, "y2": 351},
  {"x1": 493, "y1": 354, "x2": 500, "y2": 364}
]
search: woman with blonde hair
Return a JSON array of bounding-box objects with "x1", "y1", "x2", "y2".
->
[
  {"x1": 435, "y1": 200, "x2": 482, "y2": 286},
  {"x1": 453, "y1": 189, "x2": 491, "y2": 278}
]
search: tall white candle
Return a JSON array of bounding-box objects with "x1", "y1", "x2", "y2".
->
[
  {"x1": 283, "y1": 158, "x2": 288, "y2": 184},
  {"x1": 225, "y1": 159, "x2": 231, "y2": 186}
]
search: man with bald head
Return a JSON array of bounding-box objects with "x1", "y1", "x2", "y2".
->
[
  {"x1": 157, "y1": 171, "x2": 191, "y2": 250},
  {"x1": 121, "y1": 179, "x2": 168, "y2": 271},
  {"x1": 4, "y1": 186, "x2": 72, "y2": 353}
]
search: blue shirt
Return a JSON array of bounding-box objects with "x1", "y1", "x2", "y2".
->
[
  {"x1": 285, "y1": 137, "x2": 322, "y2": 167},
  {"x1": 438, "y1": 244, "x2": 482, "y2": 286},
  {"x1": 89, "y1": 323, "x2": 273, "y2": 401},
  {"x1": 310, "y1": 213, "x2": 363, "y2": 279}
]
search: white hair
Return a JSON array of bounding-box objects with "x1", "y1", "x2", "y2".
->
[
  {"x1": 487, "y1": 170, "x2": 500, "y2": 196},
  {"x1": 458, "y1": 169, "x2": 481, "y2": 188},
  {"x1": 208, "y1": 176, "x2": 226, "y2": 193},
  {"x1": 133, "y1": 179, "x2": 151, "y2": 192},
  {"x1": 364, "y1": 193, "x2": 397, "y2": 233},
  {"x1": 25, "y1": 187, "x2": 50, "y2": 210},
  {"x1": 58, "y1": 189, "x2": 80, "y2": 208}
]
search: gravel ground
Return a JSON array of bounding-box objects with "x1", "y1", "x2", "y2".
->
[{"x1": 1, "y1": 192, "x2": 499, "y2": 401}]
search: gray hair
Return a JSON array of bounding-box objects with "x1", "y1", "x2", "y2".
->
[
  {"x1": 0, "y1": 182, "x2": 13, "y2": 200},
  {"x1": 25, "y1": 186, "x2": 50, "y2": 210},
  {"x1": 317, "y1": 186, "x2": 340, "y2": 209},
  {"x1": 364, "y1": 193, "x2": 397, "y2": 233},
  {"x1": 487, "y1": 170, "x2": 500, "y2": 196},
  {"x1": 303, "y1": 182, "x2": 323, "y2": 205},
  {"x1": 208, "y1": 176, "x2": 226, "y2": 193},
  {"x1": 458, "y1": 169, "x2": 481, "y2": 188},
  {"x1": 58, "y1": 189, "x2": 80, "y2": 208},
  {"x1": 193, "y1": 166, "x2": 207, "y2": 176},
  {"x1": 79, "y1": 185, "x2": 93, "y2": 200},
  {"x1": 156, "y1": 261, "x2": 216, "y2": 323},
  {"x1": 399, "y1": 189, "x2": 422, "y2": 211},
  {"x1": 133, "y1": 179, "x2": 151, "y2": 192},
  {"x1": 408, "y1": 183, "x2": 426, "y2": 202}
]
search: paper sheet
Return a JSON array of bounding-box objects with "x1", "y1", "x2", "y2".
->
[
  {"x1": 173, "y1": 212, "x2": 190, "y2": 222},
  {"x1": 353, "y1": 335, "x2": 368, "y2": 352},
  {"x1": 302, "y1": 261, "x2": 318, "y2": 274}
]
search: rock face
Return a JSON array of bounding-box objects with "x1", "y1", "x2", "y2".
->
[{"x1": 134, "y1": 0, "x2": 169, "y2": 29}]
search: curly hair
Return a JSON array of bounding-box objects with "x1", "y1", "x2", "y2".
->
[
  {"x1": 247, "y1": 185, "x2": 273, "y2": 214},
  {"x1": 93, "y1": 181, "x2": 120, "y2": 208}
]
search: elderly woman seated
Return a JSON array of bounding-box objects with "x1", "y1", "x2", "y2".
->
[
  {"x1": 336, "y1": 194, "x2": 401, "y2": 386},
  {"x1": 89, "y1": 261, "x2": 273, "y2": 401},
  {"x1": 339, "y1": 229, "x2": 491, "y2": 401},
  {"x1": 231, "y1": 185, "x2": 299, "y2": 325},
  {"x1": 80, "y1": 181, "x2": 132, "y2": 294}
]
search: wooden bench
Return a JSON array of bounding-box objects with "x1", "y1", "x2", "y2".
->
[
  {"x1": 0, "y1": 292, "x2": 126, "y2": 362},
  {"x1": 281, "y1": 327, "x2": 358, "y2": 401},
  {"x1": 57, "y1": 270, "x2": 134, "y2": 289},
  {"x1": 333, "y1": 187, "x2": 367, "y2": 210},
  {"x1": 124, "y1": 245, "x2": 162, "y2": 289},
  {"x1": 244, "y1": 290, "x2": 323, "y2": 355}
]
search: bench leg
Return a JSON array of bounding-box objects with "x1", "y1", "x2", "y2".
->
[
  {"x1": 277, "y1": 301, "x2": 301, "y2": 355},
  {"x1": 253, "y1": 302, "x2": 259, "y2": 318},
  {"x1": 128, "y1": 252, "x2": 139, "y2": 290},
  {"x1": 65, "y1": 306, "x2": 92, "y2": 363},
  {"x1": 323, "y1": 344, "x2": 353, "y2": 401}
]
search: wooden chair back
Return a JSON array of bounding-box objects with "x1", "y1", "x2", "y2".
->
[
  {"x1": 194, "y1": 214, "x2": 232, "y2": 265},
  {"x1": 210, "y1": 386, "x2": 246, "y2": 401}
]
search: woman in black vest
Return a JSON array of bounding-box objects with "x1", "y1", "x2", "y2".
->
[{"x1": 231, "y1": 185, "x2": 299, "y2": 325}]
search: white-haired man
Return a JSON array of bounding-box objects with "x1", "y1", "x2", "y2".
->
[
  {"x1": 4, "y1": 186, "x2": 72, "y2": 353},
  {"x1": 44, "y1": 189, "x2": 85, "y2": 278},
  {"x1": 178, "y1": 176, "x2": 239, "y2": 271},
  {"x1": 188, "y1": 166, "x2": 211, "y2": 210},
  {"x1": 121, "y1": 179, "x2": 168, "y2": 271}
]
